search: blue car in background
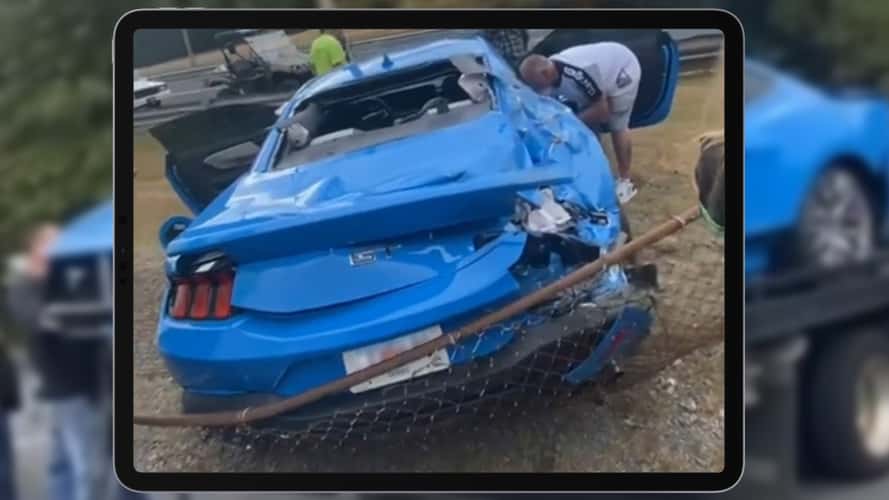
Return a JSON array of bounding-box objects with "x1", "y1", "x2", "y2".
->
[
  {"x1": 744, "y1": 60, "x2": 889, "y2": 487},
  {"x1": 745, "y1": 61, "x2": 889, "y2": 275},
  {"x1": 147, "y1": 33, "x2": 679, "y2": 437},
  {"x1": 43, "y1": 199, "x2": 114, "y2": 338}
]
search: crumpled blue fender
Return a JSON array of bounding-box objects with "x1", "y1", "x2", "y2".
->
[{"x1": 563, "y1": 306, "x2": 653, "y2": 385}]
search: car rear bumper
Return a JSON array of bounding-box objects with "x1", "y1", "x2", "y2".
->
[{"x1": 180, "y1": 278, "x2": 656, "y2": 437}]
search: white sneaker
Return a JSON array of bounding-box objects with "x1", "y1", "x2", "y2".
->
[{"x1": 616, "y1": 178, "x2": 638, "y2": 204}]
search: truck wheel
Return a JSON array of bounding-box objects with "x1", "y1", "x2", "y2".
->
[
  {"x1": 274, "y1": 77, "x2": 303, "y2": 93},
  {"x1": 805, "y1": 330, "x2": 889, "y2": 478},
  {"x1": 796, "y1": 167, "x2": 876, "y2": 270}
]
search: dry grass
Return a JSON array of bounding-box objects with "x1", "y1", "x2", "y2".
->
[{"x1": 132, "y1": 135, "x2": 187, "y2": 250}]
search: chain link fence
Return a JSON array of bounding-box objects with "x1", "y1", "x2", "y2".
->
[{"x1": 214, "y1": 217, "x2": 724, "y2": 449}]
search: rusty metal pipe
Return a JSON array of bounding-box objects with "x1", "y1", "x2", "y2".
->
[{"x1": 134, "y1": 205, "x2": 702, "y2": 428}]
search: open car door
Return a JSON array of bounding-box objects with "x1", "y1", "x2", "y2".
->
[
  {"x1": 529, "y1": 29, "x2": 680, "y2": 128},
  {"x1": 149, "y1": 104, "x2": 279, "y2": 214}
]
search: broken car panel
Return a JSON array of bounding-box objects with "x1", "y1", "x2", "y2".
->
[{"x1": 149, "y1": 35, "x2": 679, "y2": 433}]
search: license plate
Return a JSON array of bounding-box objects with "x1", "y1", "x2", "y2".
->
[{"x1": 342, "y1": 325, "x2": 450, "y2": 394}]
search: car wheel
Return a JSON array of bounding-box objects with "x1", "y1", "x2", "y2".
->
[
  {"x1": 217, "y1": 87, "x2": 239, "y2": 98},
  {"x1": 146, "y1": 97, "x2": 161, "y2": 108},
  {"x1": 796, "y1": 167, "x2": 876, "y2": 269},
  {"x1": 806, "y1": 330, "x2": 889, "y2": 478},
  {"x1": 275, "y1": 78, "x2": 303, "y2": 93}
]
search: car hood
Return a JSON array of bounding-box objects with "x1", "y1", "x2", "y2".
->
[
  {"x1": 50, "y1": 198, "x2": 113, "y2": 258},
  {"x1": 166, "y1": 108, "x2": 615, "y2": 264}
]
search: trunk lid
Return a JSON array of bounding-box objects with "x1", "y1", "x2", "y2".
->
[{"x1": 229, "y1": 226, "x2": 518, "y2": 314}]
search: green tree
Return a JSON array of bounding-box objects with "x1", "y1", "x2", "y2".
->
[
  {"x1": 764, "y1": 0, "x2": 889, "y2": 90},
  {"x1": 0, "y1": 0, "x2": 313, "y2": 256}
]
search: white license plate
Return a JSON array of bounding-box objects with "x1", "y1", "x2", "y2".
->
[{"x1": 342, "y1": 325, "x2": 450, "y2": 394}]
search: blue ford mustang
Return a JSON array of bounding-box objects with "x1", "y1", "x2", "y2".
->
[
  {"x1": 149, "y1": 33, "x2": 680, "y2": 433},
  {"x1": 743, "y1": 62, "x2": 889, "y2": 479},
  {"x1": 745, "y1": 61, "x2": 889, "y2": 277}
]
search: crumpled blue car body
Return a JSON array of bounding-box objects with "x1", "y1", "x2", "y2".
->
[{"x1": 151, "y1": 35, "x2": 679, "y2": 419}]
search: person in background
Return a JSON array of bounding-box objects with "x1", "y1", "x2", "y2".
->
[
  {"x1": 519, "y1": 42, "x2": 642, "y2": 204},
  {"x1": 310, "y1": 28, "x2": 347, "y2": 77},
  {"x1": 332, "y1": 29, "x2": 351, "y2": 62},
  {"x1": 481, "y1": 29, "x2": 529, "y2": 69},
  {"x1": 693, "y1": 130, "x2": 726, "y2": 235},
  {"x1": 0, "y1": 311, "x2": 20, "y2": 500},
  {"x1": 5, "y1": 224, "x2": 109, "y2": 500}
]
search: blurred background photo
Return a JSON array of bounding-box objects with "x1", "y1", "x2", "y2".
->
[{"x1": 0, "y1": 0, "x2": 886, "y2": 499}]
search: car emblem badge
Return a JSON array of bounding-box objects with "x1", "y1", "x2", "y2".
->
[
  {"x1": 349, "y1": 249, "x2": 377, "y2": 267},
  {"x1": 65, "y1": 266, "x2": 87, "y2": 292}
]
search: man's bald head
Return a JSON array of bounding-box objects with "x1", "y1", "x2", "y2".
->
[{"x1": 519, "y1": 54, "x2": 558, "y2": 92}]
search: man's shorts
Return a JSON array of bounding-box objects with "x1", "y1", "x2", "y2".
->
[{"x1": 606, "y1": 57, "x2": 642, "y2": 132}]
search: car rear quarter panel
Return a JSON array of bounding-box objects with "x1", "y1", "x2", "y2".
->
[
  {"x1": 157, "y1": 232, "x2": 528, "y2": 395},
  {"x1": 745, "y1": 96, "x2": 889, "y2": 240}
]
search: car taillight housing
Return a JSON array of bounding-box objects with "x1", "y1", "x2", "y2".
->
[{"x1": 168, "y1": 270, "x2": 235, "y2": 320}]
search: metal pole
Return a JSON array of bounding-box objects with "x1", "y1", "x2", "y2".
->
[
  {"x1": 134, "y1": 205, "x2": 702, "y2": 428},
  {"x1": 181, "y1": 29, "x2": 195, "y2": 68}
]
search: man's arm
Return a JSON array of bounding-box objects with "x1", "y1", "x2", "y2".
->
[
  {"x1": 611, "y1": 129, "x2": 632, "y2": 180},
  {"x1": 693, "y1": 131, "x2": 726, "y2": 233},
  {"x1": 577, "y1": 96, "x2": 610, "y2": 129}
]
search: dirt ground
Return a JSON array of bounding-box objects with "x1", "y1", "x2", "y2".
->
[{"x1": 132, "y1": 63, "x2": 725, "y2": 473}]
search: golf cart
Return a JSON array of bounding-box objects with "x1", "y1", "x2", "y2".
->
[
  {"x1": 134, "y1": 75, "x2": 170, "y2": 109},
  {"x1": 205, "y1": 29, "x2": 314, "y2": 97}
]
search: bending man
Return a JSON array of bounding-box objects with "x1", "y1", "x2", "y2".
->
[{"x1": 520, "y1": 42, "x2": 641, "y2": 203}]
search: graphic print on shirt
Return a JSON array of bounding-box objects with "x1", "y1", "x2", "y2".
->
[
  {"x1": 616, "y1": 68, "x2": 633, "y2": 89},
  {"x1": 557, "y1": 60, "x2": 602, "y2": 102}
]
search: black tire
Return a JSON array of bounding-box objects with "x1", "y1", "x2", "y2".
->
[
  {"x1": 796, "y1": 167, "x2": 877, "y2": 270},
  {"x1": 805, "y1": 330, "x2": 889, "y2": 478},
  {"x1": 217, "y1": 87, "x2": 240, "y2": 98},
  {"x1": 274, "y1": 78, "x2": 303, "y2": 93}
]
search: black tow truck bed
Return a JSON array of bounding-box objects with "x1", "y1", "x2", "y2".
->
[
  {"x1": 737, "y1": 253, "x2": 889, "y2": 498},
  {"x1": 746, "y1": 253, "x2": 889, "y2": 346}
]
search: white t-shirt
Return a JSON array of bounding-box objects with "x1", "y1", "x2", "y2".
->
[{"x1": 548, "y1": 42, "x2": 640, "y2": 112}]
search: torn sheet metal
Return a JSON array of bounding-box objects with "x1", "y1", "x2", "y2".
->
[{"x1": 149, "y1": 36, "x2": 668, "y2": 437}]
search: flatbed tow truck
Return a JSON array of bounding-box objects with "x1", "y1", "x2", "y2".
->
[{"x1": 738, "y1": 253, "x2": 889, "y2": 498}]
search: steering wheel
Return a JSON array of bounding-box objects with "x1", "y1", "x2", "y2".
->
[
  {"x1": 394, "y1": 97, "x2": 450, "y2": 126},
  {"x1": 358, "y1": 97, "x2": 394, "y2": 127}
]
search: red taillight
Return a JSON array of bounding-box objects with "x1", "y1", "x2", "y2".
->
[
  {"x1": 190, "y1": 278, "x2": 212, "y2": 319},
  {"x1": 213, "y1": 272, "x2": 233, "y2": 319},
  {"x1": 168, "y1": 269, "x2": 235, "y2": 320},
  {"x1": 170, "y1": 282, "x2": 191, "y2": 319}
]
